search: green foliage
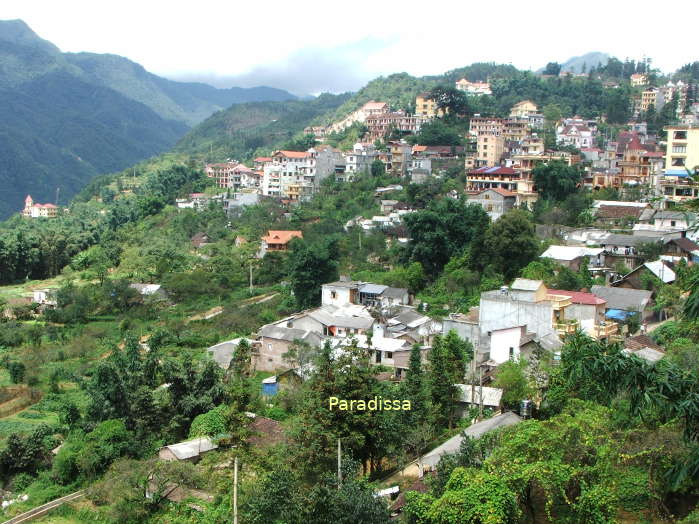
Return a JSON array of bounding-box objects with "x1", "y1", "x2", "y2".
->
[
  {"x1": 532, "y1": 160, "x2": 583, "y2": 201},
  {"x1": 188, "y1": 404, "x2": 227, "y2": 438},
  {"x1": 493, "y1": 359, "x2": 534, "y2": 408},
  {"x1": 404, "y1": 198, "x2": 489, "y2": 276},
  {"x1": 475, "y1": 209, "x2": 540, "y2": 280},
  {"x1": 288, "y1": 238, "x2": 339, "y2": 309}
]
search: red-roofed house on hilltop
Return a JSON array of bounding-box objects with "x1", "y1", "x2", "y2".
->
[
  {"x1": 259, "y1": 230, "x2": 303, "y2": 257},
  {"x1": 22, "y1": 195, "x2": 58, "y2": 218}
]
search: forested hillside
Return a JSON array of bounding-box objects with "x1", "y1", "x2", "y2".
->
[
  {"x1": 174, "y1": 93, "x2": 353, "y2": 161},
  {"x1": 0, "y1": 19, "x2": 297, "y2": 219}
]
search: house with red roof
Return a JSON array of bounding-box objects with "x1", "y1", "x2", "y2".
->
[
  {"x1": 259, "y1": 230, "x2": 303, "y2": 257},
  {"x1": 22, "y1": 195, "x2": 58, "y2": 218}
]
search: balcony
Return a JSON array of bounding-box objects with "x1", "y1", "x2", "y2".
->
[
  {"x1": 554, "y1": 319, "x2": 579, "y2": 335},
  {"x1": 547, "y1": 294, "x2": 572, "y2": 310},
  {"x1": 590, "y1": 322, "x2": 619, "y2": 339}
]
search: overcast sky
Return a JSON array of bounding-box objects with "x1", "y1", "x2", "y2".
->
[{"x1": 2, "y1": 0, "x2": 697, "y2": 95}]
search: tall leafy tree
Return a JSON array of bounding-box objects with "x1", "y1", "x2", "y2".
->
[
  {"x1": 474, "y1": 209, "x2": 540, "y2": 280},
  {"x1": 404, "y1": 198, "x2": 489, "y2": 275},
  {"x1": 532, "y1": 160, "x2": 582, "y2": 201},
  {"x1": 289, "y1": 238, "x2": 339, "y2": 309}
]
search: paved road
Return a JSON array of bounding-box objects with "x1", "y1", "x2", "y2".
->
[{"x1": 1, "y1": 490, "x2": 85, "y2": 524}]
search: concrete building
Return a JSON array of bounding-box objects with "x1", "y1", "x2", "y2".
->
[
  {"x1": 22, "y1": 195, "x2": 58, "y2": 218},
  {"x1": 664, "y1": 125, "x2": 699, "y2": 173},
  {"x1": 256, "y1": 324, "x2": 324, "y2": 372},
  {"x1": 540, "y1": 245, "x2": 604, "y2": 271},
  {"x1": 455, "y1": 79, "x2": 492, "y2": 95},
  {"x1": 509, "y1": 100, "x2": 538, "y2": 119},
  {"x1": 262, "y1": 148, "x2": 339, "y2": 199},
  {"x1": 466, "y1": 188, "x2": 516, "y2": 220},
  {"x1": 477, "y1": 279, "x2": 570, "y2": 364},
  {"x1": 475, "y1": 133, "x2": 504, "y2": 167},
  {"x1": 415, "y1": 92, "x2": 442, "y2": 118}
]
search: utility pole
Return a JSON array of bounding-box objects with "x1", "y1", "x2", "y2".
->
[
  {"x1": 337, "y1": 439, "x2": 342, "y2": 489},
  {"x1": 479, "y1": 366, "x2": 483, "y2": 418},
  {"x1": 233, "y1": 456, "x2": 238, "y2": 524},
  {"x1": 249, "y1": 261, "x2": 253, "y2": 293}
]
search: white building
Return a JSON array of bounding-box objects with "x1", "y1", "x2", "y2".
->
[
  {"x1": 556, "y1": 118, "x2": 595, "y2": 149},
  {"x1": 262, "y1": 147, "x2": 339, "y2": 200}
]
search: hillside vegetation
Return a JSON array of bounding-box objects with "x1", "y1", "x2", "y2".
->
[{"x1": 0, "y1": 19, "x2": 297, "y2": 219}]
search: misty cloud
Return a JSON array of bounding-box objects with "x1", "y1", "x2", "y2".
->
[{"x1": 165, "y1": 37, "x2": 397, "y2": 96}]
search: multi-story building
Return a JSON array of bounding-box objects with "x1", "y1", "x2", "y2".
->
[
  {"x1": 262, "y1": 147, "x2": 339, "y2": 200},
  {"x1": 454, "y1": 78, "x2": 492, "y2": 95},
  {"x1": 476, "y1": 133, "x2": 504, "y2": 167},
  {"x1": 509, "y1": 100, "x2": 538, "y2": 119},
  {"x1": 467, "y1": 166, "x2": 520, "y2": 193},
  {"x1": 664, "y1": 125, "x2": 699, "y2": 173},
  {"x1": 341, "y1": 142, "x2": 377, "y2": 181},
  {"x1": 389, "y1": 142, "x2": 413, "y2": 176},
  {"x1": 640, "y1": 88, "x2": 664, "y2": 113},
  {"x1": 22, "y1": 195, "x2": 58, "y2": 218},
  {"x1": 205, "y1": 162, "x2": 258, "y2": 190},
  {"x1": 616, "y1": 134, "x2": 663, "y2": 185},
  {"x1": 366, "y1": 112, "x2": 429, "y2": 141},
  {"x1": 466, "y1": 188, "x2": 516, "y2": 220},
  {"x1": 469, "y1": 116, "x2": 505, "y2": 137},
  {"x1": 630, "y1": 73, "x2": 648, "y2": 87},
  {"x1": 415, "y1": 92, "x2": 443, "y2": 118},
  {"x1": 327, "y1": 101, "x2": 389, "y2": 134},
  {"x1": 555, "y1": 118, "x2": 596, "y2": 149}
]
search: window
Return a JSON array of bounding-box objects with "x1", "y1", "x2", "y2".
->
[
  {"x1": 331, "y1": 291, "x2": 337, "y2": 299},
  {"x1": 671, "y1": 220, "x2": 676, "y2": 227},
  {"x1": 509, "y1": 347, "x2": 514, "y2": 359},
  {"x1": 674, "y1": 131, "x2": 687, "y2": 140},
  {"x1": 484, "y1": 194, "x2": 490, "y2": 199},
  {"x1": 386, "y1": 352, "x2": 393, "y2": 359},
  {"x1": 672, "y1": 145, "x2": 687, "y2": 153},
  {"x1": 672, "y1": 157, "x2": 686, "y2": 166}
]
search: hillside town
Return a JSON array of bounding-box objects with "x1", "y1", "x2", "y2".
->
[{"x1": 2, "y1": 21, "x2": 699, "y2": 522}]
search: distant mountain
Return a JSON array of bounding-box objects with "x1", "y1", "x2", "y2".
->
[
  {"x1": 0, "y1": 19, "x2": 298, "y2": 218},
  {"x1": 558, "y1": 52, "x2": 610, "y2": 74}
]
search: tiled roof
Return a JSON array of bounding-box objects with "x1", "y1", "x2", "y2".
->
[
  {"x1": 549, "y1": 289, "x2": 606, "y2": 306},
  {"x1": 276, "y1": 150, "x2": 311, "y2": 159},
  {"x1": 261, "y1": 230, "x2": 303, "y2": 245},
  {"x1": 624, "y1": 334, "x2": 663, "y2": 352},
  {"x1": 596, "y1": 205, "x2": 646, "y2": 220},
  {"x1": 469, "y1": 166, "x2": 518, "y2": 176},
  {"x1": 670, "y1": 237, "x2": 699, "y2": 252}
]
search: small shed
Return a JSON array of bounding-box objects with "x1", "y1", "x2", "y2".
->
[{"x1": 262, "y1": 375, "x2": 278, "y2": 396}]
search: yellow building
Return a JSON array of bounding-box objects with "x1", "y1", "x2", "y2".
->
[
  {"x1": 509, "y1": 100, "x2": 538, "y2": 119},
  {"x1": 476, "y1": 133, "x2": 504, "y2": 167},
  {"x1": 664, "y1": 125, "x2": 699, "y2": 173},
  {"x1": 415, "y1": 93, "x2": 443, "y2": 118}
]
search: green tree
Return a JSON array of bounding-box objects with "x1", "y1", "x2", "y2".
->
[
  {"x1": 404, "y1": 199, "x2": 489, "y2": 276},
  {"x1": 532, "y1": 160, "x2": 582, "y2": 201},
  {"x1": 475, "y1": 209, "x2": 540, "y2": 280},
  {"x1": 492, "y1": 359, "x2": 534, "y2": 408},
  {"x1": 370, "y1": 159, "x2": 386, "y2": 177},
  {"x1": 289, "y1": 238, "x2": 339, "y2": 309}
]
